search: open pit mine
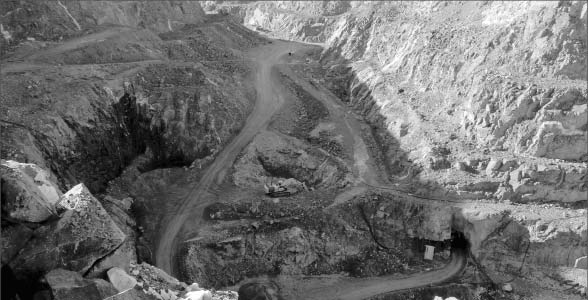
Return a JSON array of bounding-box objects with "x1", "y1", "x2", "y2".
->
[{"x1": 1, "y1": 1, "x2": 586, "y2": 300}]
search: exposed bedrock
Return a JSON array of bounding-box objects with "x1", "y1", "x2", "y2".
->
[
  {"x1": 232, "y1": 130, "x2": 352, "y2": 190},
  {"x1": 223, "y1": 1, "x2": 587, "y2": 204}
]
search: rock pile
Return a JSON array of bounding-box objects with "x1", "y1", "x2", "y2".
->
[
  {"x1": 1, "y1": 160, "x2": 61, "y2": 222},
  {"x1": 9, "y1": 181, "x2": 126, "y2": 280}
]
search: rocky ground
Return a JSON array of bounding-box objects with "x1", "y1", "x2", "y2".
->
[
  {"x1": 203, "y1": 1, "x2": 587, "y2": 298},
  {"x1": 1, "y1": 1, "x2": 587, "y2": 300}
]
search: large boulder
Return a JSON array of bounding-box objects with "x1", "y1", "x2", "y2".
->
[
  {"x1": 45, "y1": 269, "x2": 118, "y2": 300},
  {"x1": 183, "y1": 290, "x2": 212, "y2": 300},
  {"x1": 107, "y1": 267, "x2": 137, "y2": 292},
  {"x1": 86, "y1": 238, "x2": 137, "y2": 278},
  {"x1": 86, "y1": 196, "x2": 138, "y2": 278},
  {"x1": 10, "y1": 183, "x2": 126, "y2": 279},
  {"x1": 1, "y1": 160, "x2": 61, "y2": 222},
  {"x1": 485, "y1": 158, "x2": 503, "y2": 177}
]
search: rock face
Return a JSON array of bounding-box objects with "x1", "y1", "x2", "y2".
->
[
  {"x1": 203, "y1": 1, "x2": 344, "y2": 43},
  {"x1": 233, "y1": 130, "x2": 351, "y2": 189},
  {"x1": 1, "y1": 160, "x2": 61, "y2": 222},
  {"x1": 224, "y1": 1, "x2": 588, "y2": 204},
  {"x1": 86, "y1": 195, "x2": 138, "y2": 278},
  {"x1": 10, "y1": 183, "x2": 126, "y2": 279}
]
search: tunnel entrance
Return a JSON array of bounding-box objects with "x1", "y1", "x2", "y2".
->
[{"x1": 450, "y1": 230, "x2": 470, "y2": 251}]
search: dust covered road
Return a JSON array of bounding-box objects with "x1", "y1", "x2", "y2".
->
[
  {"x1": 155, "y1": 40, "x2": 309, "y2": 276},
  {"x1": 156, "y1": 38, "x2": 467, "y2": 298}
]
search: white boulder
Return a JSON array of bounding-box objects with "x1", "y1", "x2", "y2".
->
[{"x1": 107, "y1": 267, "x2": 137, "y2": 292}]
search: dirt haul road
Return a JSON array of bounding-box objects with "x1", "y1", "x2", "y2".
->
[
  {"x1": 156, "y1": 39, "x2": 467, "y2": 298},
  {"x1": 155, "y1": 40, "x2": 301, "y2": 275},
  {"x1": 305, "y1": 250, "x2": 466, "y2": 300}
]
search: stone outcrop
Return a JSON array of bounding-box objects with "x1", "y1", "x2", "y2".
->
[
  {"x1": 232, "y1": 130, "x2": 352, "y2": 189},
  {"x1": 10, "y1": 183, "x2": 126, "y2": 279},
  {"x1": 1, "y1": 160, "x2": 61, "y2": 222}
]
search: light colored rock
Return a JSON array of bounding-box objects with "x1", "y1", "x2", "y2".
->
[
  {"x1": 183, "y1": 290, "x2": 212, "y2": 300},
  {"x1": 107, "y1": 267, "x2": 137, "y2": 292},
  {"x1": 160, "y1": 289, "x2": 178, "y2": 300},
  {"x1": 186, "y1": 283, "x2": 202, "y2": 292},
  {"x1": 486, "y1": 158, "x2": 502, "y2": 176},
  {"x1": 574, "y1": 256, "x2": 587, "y2": 269},
  {"x1": 1, "y1": 160, "x2": 61, "y2": 222},
  {"x1": 502, "y1": 283, "x2": 513, "y2": 292},
  {"x1": 10, "y1": 183, "x2": 126, "y2": 280},
  {"x1": 433, "y1": 297, "x2": 443, "y2": 300},
  {"x1": 454, "y1": 161, "x2": 467, "y2": 171}
]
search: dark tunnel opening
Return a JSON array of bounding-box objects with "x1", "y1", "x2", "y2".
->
[{"x1": 451, "y1": 230, "x2": 470, "y2": 252}]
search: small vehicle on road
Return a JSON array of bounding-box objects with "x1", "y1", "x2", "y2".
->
[{"x1": 264, "y1": 179, "x2": 291, "y2": 197}]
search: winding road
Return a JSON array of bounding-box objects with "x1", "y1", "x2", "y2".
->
[
  {"x1": 0, "y1": 24, "x2": 472, "y2": 299},
  {"x1": 300, "y1": 250, "x2": 466, "y2": 300},
  {"x1": 155, "y1": 40, "x2": 302, "y2": 276},
  {"x1": 154, "y1": 40, "x2": 468, "y2": 298}
]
